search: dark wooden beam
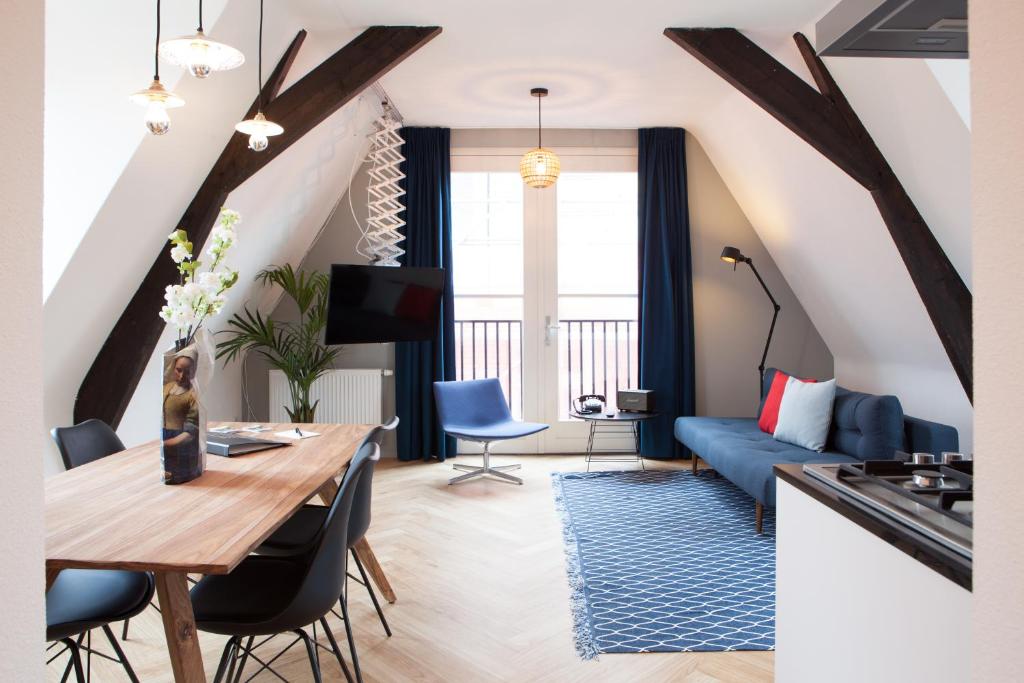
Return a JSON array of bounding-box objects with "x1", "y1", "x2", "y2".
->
[
  {"x1": 664, "y1": 27, "x2": 972, "y2": 401},
  {"x1": 74, "y1": 26, "x2": 441, "y2": 427},
  {"x1": 227, "y1": 26, "x2": 442, "y2": 190},
  {"x1": 664, "y1": 28, "x2": 878, "y2": 189}
]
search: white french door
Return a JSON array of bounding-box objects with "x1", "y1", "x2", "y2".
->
[{"x1": 451, "y1": 150, "x2": 638, "y2": 454}]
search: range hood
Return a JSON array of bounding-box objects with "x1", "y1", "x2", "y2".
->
[{"x1": 817, "y1": 0, "x2": 967, "y2": 58}]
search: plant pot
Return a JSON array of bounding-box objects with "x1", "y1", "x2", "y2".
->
[{"x1": 160, "y1": 330, "x2": 214, "y2": 484}]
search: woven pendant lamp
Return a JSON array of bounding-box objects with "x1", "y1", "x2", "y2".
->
[{"x1": 520, "y1": 88, "x2": 560, "y2": 188}]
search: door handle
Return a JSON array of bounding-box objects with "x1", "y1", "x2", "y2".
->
[{"x1": 545, "y1": 316, "x2": 559, "y2": 346}]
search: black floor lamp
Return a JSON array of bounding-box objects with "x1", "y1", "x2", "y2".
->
[{"x1": 720, "y1": 246, "x2": 780, "y2": 394}]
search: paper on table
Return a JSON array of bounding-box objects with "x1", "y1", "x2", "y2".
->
[
  {"x1": 209, "y1": 426, "x2": 241, "y2": 434},
  {"x1": 274, "y1": 429, "x2": 321, "y2": 440}
]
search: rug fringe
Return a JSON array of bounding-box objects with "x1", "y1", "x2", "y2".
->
[{"x1": 550, "y1": 473, "x2": 599, "y2": 660}]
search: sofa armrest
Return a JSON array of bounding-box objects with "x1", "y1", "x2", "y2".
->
[{"x1": 904, "y1": 415, "x2": 959, "y2": 456}]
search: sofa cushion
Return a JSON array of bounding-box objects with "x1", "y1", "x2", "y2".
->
[
  {"x1": 674, "y1": 417, "x2": 858, "y2": 506},
  {"x1": 828, "y1": 386, "x2": 905, "y2": 460},
  {"x1": 774, "y1": 378, "x2": 836, "y2": 452},
  {"x1": 758, "y1": 371, "x2": 816, "y2": 434}
]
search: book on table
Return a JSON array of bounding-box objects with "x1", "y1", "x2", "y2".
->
[{"x1": 206, "y1": 435, "x2": 290, "y2": 457}]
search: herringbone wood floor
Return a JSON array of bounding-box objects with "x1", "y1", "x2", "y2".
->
[{"x1": 46, "y1": 456, "x2": 773, "y2": 682}]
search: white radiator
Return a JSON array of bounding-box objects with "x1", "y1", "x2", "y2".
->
[{"x1": 268, "y1": 369, "x2": 390, "y2": 424}]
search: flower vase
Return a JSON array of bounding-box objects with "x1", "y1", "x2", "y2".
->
[{"x1": 160, "y1": 330, "x2": 214, "y2": 484}]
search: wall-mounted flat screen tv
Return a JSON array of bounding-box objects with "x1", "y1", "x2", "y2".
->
[{"x1": 325, "y1": 264, "x2": 445, "y2": 344}]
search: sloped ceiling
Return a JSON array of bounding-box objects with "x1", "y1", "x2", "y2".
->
[{"x1": 43, "y1": 0, "x2": 973, "y2": 473}]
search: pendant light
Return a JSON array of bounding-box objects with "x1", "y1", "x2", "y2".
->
[
  {"x1": 160, "y1": 0, "x2": 244, "y2": 78},
  {"x1": 520, "y1": 88, "x2": 561, "y2": 189},
  {"x1": 235, "y1": 0, "x2": 283, "y2": 152},
  {"x1": 130, "y1": 0, "x2": 184, "y2": 136}
]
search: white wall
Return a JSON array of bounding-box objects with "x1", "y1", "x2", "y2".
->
[
  {"x1": 0, "y1": 0, "x2": 45, "y2": 676},
  {"x1": 972, "y1": 2, "x2": 1024, "y2": 679},
  {"x1": 688, "y1": 38, "x2": 974, "y2": 449},
  {"x1": 687, "y1": 132, "x2": 833, "y2": 415},
  {"x1": 42, "y1": 1, "x2": 384, "y2": 474},
  {"x1": 43, "y1": 0, "x2": 229, "y2": 297}
]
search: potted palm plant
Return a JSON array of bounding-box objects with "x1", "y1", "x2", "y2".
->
[{"x1": 216, "y1": 264, "x2": 340, "y2": 422}]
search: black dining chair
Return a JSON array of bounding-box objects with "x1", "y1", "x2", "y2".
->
[
  {"x1": 47, "y1": 568, "x2": 155, "y2": 682},
  {"x1": 191, "y1": 441, "x2": 379, "y2": 683},
  {"x1": 255, "y1": 416, "x2": 397, "y2": 642},
  {"x1": 51, "y1": 419, "x2": 127, "y2": 471},
  {"x1": 51, "y1": 419, "x2": 156, "y2": 641}
]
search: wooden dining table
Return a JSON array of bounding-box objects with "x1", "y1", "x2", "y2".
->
[{"x1": 45, "y1": 422, "x2": 397, "y2": 682}]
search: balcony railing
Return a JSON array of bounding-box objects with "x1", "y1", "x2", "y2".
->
[
  {"x1": 560, "y1": 319, "x2": 638, "y2": 418},
  {"x1": 454, "y1": 320, "x2": 523, "y2": 419},
  {"x1": 454, "y1": 318, "x2": 638, "y2": 421}
]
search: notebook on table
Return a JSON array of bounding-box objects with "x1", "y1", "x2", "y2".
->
[{"x1": 206, "y1": 435, "x2": 290, "y2": 457}]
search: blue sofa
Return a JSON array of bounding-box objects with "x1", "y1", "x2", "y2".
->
[{"x1": 674, "y1": 368, "x2": 959, "y2": 514}]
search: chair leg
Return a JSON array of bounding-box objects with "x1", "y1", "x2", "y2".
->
[
  {"x1": 755, "y1": 502, "x2": 764, "y2": 534},
  {"x1": 320, "y1": 617, "x2": 355, "y2": 683},
  {"x1": 296, "y1": 629, "x2": 324, "y2": 683},
  {"x1": 212, "y1": 637, "x2": 237, "y2": 683},
  {"x1": 121, "y1": 618, "x2": 129, "y2": 641},
  {"x1": 339, "y1": 595, "x2": 364, "y2": 683},
  {"x1": 232, "y1": 636, "x2": 253, "y2": 683},
  {"x1": 352, "y1": 548, "x2": 392, "y2": 637},
  {"x1": 60, "y1": 638, "x2": 86, "y2": 683},
  {"x1": 692, "y1": 455, "x2": 699, "y2": 475},
  {"x1": 449, "y1": 441, "x2": 523, "y2": 485},
  {"x1": 101, "y1": 625, "x2": 140, "y2": 683}
]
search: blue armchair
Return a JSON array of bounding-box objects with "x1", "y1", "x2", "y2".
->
[{"x1": 433, "y1": 378, "x2": 548, "y2": 485}]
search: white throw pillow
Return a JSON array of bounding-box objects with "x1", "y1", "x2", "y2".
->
[{"x1": 773, "y1": 377, "x2": 836, "y2": 452}]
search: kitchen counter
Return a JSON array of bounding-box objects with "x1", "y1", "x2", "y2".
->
[
  {"x1": 774, "y1": 463, "x2": 971, "y2": 590},
  {"x1": 773, "y1": 468, "x2": 972, "y2": 683}
]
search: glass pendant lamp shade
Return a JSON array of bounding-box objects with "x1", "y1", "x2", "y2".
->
[
  {"x1": 235, "y1": 112, "x2": 283, "y2": 152},
  {"x1": 236, "y1": 0, "x2": 282, "y2": 152},
  {"x1": 520, "y1": 147, "x2": 561, "y2": 188},
  {"x1": 160, "y1": 30, "x2": 244, "y2": 78},
  {"x1": 130, "y1": 79, "x2": 185, "y2": 135},
  {"x1": 520, "y1": 87, "x2": 560, "y2": 189},
  {"x1": 160, "y1": 1, "x2": 243, "y2": 78},
  {"x1": 131, "y1": 0, "x2": 184, "y2": 136}
]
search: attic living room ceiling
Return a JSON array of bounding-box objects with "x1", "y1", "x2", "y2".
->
[{"x1": 290, "y1": 0, "x2": 842, "y2": 128}]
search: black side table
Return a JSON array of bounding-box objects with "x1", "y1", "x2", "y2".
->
[{"x1": 569, "y1": 411, "x2": 659, "y2": 471}]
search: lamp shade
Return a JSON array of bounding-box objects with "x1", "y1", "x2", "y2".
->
[
  {"x1": 160, "y1": 30, "x2": 245, "y2": 78},
  {"x1": 720, "y1": 246, "x2": 746, "y2": 264},
  {"x1": 519, "y1": 147, "x2": 561, "y2": 189}
]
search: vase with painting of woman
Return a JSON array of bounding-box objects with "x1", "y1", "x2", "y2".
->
[
  {"x1": 157, "y1": 208, "x2": 241, "y2": 484},
  {"x1": 161, "y1": 335, "x2": 212, "y2": 484}
]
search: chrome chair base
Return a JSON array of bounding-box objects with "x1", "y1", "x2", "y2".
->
[{"x1": 448, "y1": 443, "x2": 522, "y2": 485}]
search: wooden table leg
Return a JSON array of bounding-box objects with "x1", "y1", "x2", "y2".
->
[
  {"x1": 154, "y1": 571, "x2": 206, "y2": 682},
  {"x1": 46, "y1": 567, "x2": 61, "y2": 592},
  {"x1": 353, "y1": 536, "x2": 397, "y2": 604},
  {"x1": 318, "y1": 480, "x2": 398, "y2": 604}
]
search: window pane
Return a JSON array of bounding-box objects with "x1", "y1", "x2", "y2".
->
[
  {"x1": 451, "y1": 172, "x2": 523, "y2": 296},
  {"x1": 557, "y1": 173, "x2": 638, "y2": 296},
  {"x1": 451, "y1": 172, "x2": 525, "y2": 418},
  {"x1": 556, "y1": 172, "x2": 638, "y2": 419}
]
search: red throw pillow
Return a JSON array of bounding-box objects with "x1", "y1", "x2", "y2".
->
[{"x1": 758, "y1": 372, "x2": 817, "y2": 434}]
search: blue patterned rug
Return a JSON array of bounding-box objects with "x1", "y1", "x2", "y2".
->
[{"x1": 551, "y1": 469, "x2": 776, "y2": 658}]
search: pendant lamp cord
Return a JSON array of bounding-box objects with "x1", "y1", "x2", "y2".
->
[
  {"x1": 198, "y1": 0, "x2": 204, "y2": 32},
  {"x1": 537, "y1": 94, "x2": 542, "y2": 148},
  {"x1": 256, "y1": 0, "x2": 264, "y2": 113},
  {"x1": 154, "y1": 0, "x2": 161, "y2": 81}
]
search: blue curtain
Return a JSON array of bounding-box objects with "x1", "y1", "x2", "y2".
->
[
  {"x1": 395, "y1": 127, "x2": 457, "y2": 461},
  {"x1": 637, "y1": 128, "x2": 696, "y2": 459}
]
